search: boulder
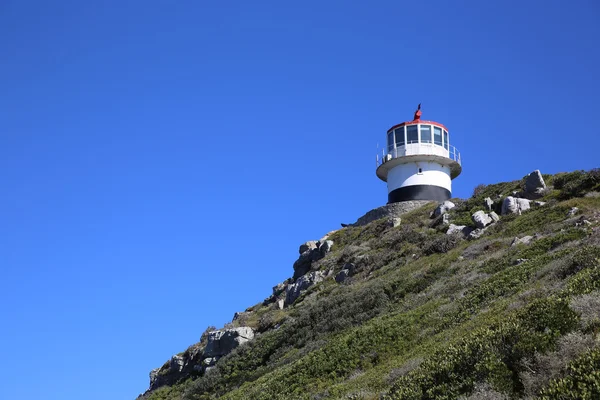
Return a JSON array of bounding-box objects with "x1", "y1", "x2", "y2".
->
[
  {"x1": 489, "y1": 211, "x2": 500, "y2": 223},
  {"x1": 511, "y1": 235, "x2": 534, "y2": 246},
  {"x1": 149, "y1": 354, "x2": 187, "y2": 390},
  {"x1": 293, "y1": 240, "x2": 334, "y2": 279},
  {"x1": 335, "y1": 269, "x2": 351, "y2": 283},
  {"x1": 353, "y1": 201, "x2": 432, "y2": 226},
  {"x1": 272, "y1": 281, "x2": 287, "y2": 296},
  {"x1": 149, "y1": 368, "x2": 160, "y2": 390},
  {"x1": 484, "y1": 197, "x2": 494, "y2": 211},
  {"x1": 318, "y1": 240, "x2": 334, "y2": 256},
  {"x1": 501, "y1": 196, "x2": 531, "y2": 215},
  {"x1": 232, "y1": 311, "x2": 252, "y2": 322},
  {"x1": 468, "y1": 228, "x2": 486, "y2": 240},
  {"x1": 388, "y1": 217, "x2": 402, "y2": 228},
  {"x1": 433, "y1": 201, "x2": 456, "y2": 218},
  {"x1": 447, "y1": 224, "x2": 473, "y2": 237},
  {"x1": 285, "y1": 271, "x2": 325, "y2": 305},
  {"x1": 472, "y1": 211, "x2": 493, "y2": 229},
  {"x1": 204, "y1": 327, "x2": 255, "y2": 358},
  {"x1": 524, "y1": 170, "x2": 546, "y2": 196},
  {"x1": 567, "y1": 207, "x2": 579, "y2": 217},
  {"x1": 299, "y1": 241, "x2": 318, "y2": 254}
]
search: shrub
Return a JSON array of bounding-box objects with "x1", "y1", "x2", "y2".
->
[
  {"x1": 553, "y1": 169, "x2": 600, "y2": 200},
  {"x1": 423, "y1": 234, "x2": 461, "y2": 255},
  {"x1": 538, "y1": 347, "x2": 600, "y2": 399}
]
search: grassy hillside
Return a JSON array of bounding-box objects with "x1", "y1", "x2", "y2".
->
[{"x1": 140, "y1": 169, "x2": 600, "y2": 400}]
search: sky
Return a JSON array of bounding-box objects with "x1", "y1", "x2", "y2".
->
[{"x1": 1, "y1": 1, "x2": 599, "y2": 399}]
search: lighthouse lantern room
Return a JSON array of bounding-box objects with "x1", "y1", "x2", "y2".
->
[{"x1": 376, "y1": 105, "x2": 462, "y2": 203}]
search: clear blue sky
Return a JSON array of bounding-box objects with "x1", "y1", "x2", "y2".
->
[{"x1": 1, "y1": 1, "x2": 599, "y2": 399}]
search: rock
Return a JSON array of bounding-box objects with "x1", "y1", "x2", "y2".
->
[
  {"x1": 293, "y1": 240, "x2": 334, "y2": 279},
  {"x1": 468, "y1": 228, "x2": 485, "y2": 240},
  {"x1": 447, "y1": 224, "x2": 473, "y2": 237},
  {"x1": 204, "y1": 327, "x2": 255, "y2": 358},
  {"x1": 442, "y1": 213, "x2": 450, "y2": 225},
  {"x1": 533, "y1": 201, "x2": 547, "y2": 206},
  {"x1": 472, "y1": 211, "x2": 493, "y2": 229},
  {"x1": 514, "y1": 258, "x2": 528, "y2": 265},
  {"x1": 353, "y1": 201, "x2": 432, "y2": 226},
  {"x1": 511, "y1": 236, "x2": 534, "y2": 246},
  {"x1": 202, "y1": 357, "x2": 219, "y2": 367},
  {"x1": 335, "y1": 269, "x2": 351, "y2": 283},
  {"x1": 277, "y1": 299, "x2": 285, "y2": 310},
  {"x1": 501, "y1": 196, "x2": 531, "y2": 215},
  {"x1": 299, "y1": 241, "x2": 318, "y2": 254},
  {"x1": 149, "y1": 354, "x2": 187, "y2": 390},
  {"x1": 232, "y1": 311, "x2": 251, "y2": 322},
  {"x1": 272, "y1": 282, "x2": 287, "y2": 296},
  {"x1": 433, "y1": 201, "x2": 456, "y2": 218},
  {"x1": 388, "y1": 217, "x2": 402, "y2": 228},
  {"x1": 484, "y1": 197, "x2": 494, "y2": 211},
  {"x1": 567, "y1": 207, "x2": 579, "y2": 217},
  {"x1": 318, "y1": 240, "x2": 334, "y2": 255},
  {"x1": 524, "y1": 170, "x2": 546, "y2": 196},
  {"x1": 489, "y1": 211, "x2": 500, "y2": 223},
  {"x1": 149, "y1": 368, "x2": 160, "y2": 389},
  {"x1": 285, "y1": 271, "x2": 325, "y2": 305}
]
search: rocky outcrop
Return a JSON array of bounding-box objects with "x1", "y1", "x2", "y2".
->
[
  {"x1": 204, "y1": 327, "x2": 254, "y2": 358},
  {"x1": 432, "y1": 201, "x2": 456, "y2": 218},
  {"x1": 147, "y1": 327, "x2": 255, "y2": 391},
  {"x1": 501, "y1": 196, "x2": 531, "y2": 215},
  {"x1": 286, "y1": 271, "x2": 324, "y2": 305},
  {"x1": 352, "y1": 201, "x2": 432, "y2": 227},
  {"x1": 472, "y1": 211, "x2": 493, "y2": 229},
  {"x1": 447, "y1": 224, "x2": 473, "y2": 237},
  {"x1": 293, "y1": 240, "x2": 334, "y2": 279},
  {"x1": 335, "y1": 263, "x2": 355, "y2": 283},
  {"x1": 524, "y1": 170, "x2": 546, "y2": 198},
  {"x1": 512, "y1": 235, "x2": 534, "y2": 246},
  {"x1": 484, "y1": 197, "x2": 494, "y2": 211}
]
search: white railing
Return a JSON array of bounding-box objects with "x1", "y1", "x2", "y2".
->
[{"x1": 376, "y1": 143, "x2": 461, "y2": 167}]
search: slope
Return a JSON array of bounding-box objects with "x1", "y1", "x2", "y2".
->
[{"x1": 138, "y1": 168, "x2": 600, "y2": 400}]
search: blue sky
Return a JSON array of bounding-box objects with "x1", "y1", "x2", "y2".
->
[{"x1": 1, "y1": 1, "x2": 599, "y2": 399}]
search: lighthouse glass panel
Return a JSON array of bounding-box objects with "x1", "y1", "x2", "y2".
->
[
  {"x1": 395, "y1": 127, "x2": 405, "y2": 147},
  {"x1": 443, "y1": 130, "x2": 449, "y2": 150},
  {"x1": 387, "y1": 131, "x2": 394, "y2": 152},
  {"x1": 420, "y1": 125, "x2": 432, "y2": 143},
  {"x1": 406, "y1": 125, "x2": 418, "y2": 144},
  {"x1": 434, "y1": 126, "x2": 442, "y2": 146}
]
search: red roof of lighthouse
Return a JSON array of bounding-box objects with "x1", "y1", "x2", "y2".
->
[{"x1": 387, "y1": 104, "x2": 449, "y2": 132}]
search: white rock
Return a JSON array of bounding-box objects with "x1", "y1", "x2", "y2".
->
[
  {"x1": 433, "y1": 201, "x2": 456, "y2": 218},
  {"x1": 501, "y1": 196, "x2": 531, "y2": 215},
  {"x1": 472, "y1": 211, "x2": 493, "y2": 229},
  {"x1": 524, "y1": 170, "x2": 546, "y2": 195},
  {"x1": 511, "y1": 236, "x2": 534, "y2": 246},
  {"x1": 489, "y1": 211, "x2": 500, "y2": 223},
  {"x1": 484, "y1": 197, "x2": 494, "y2": 211}
]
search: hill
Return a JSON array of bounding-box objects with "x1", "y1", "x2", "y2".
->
[{"x1": 137, "y1": 169, "x2": 600, "y2": 400}]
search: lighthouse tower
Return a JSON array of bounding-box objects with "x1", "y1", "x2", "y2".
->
[{"x1": 376, "y1": 105, "x2": 462, "y2": 203}]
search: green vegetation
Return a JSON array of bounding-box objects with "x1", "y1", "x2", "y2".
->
[{"x1": 140, "y1": 170, "x2": 600, "y2": 400}]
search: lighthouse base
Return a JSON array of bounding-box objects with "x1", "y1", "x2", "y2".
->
[{"x1": 388, "y1": 185, "x2": 450, "y2": 204}]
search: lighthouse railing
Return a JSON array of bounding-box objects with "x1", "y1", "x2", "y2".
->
[{"x1": 376, "y1": 143, "x2": 461, "y2": 167}]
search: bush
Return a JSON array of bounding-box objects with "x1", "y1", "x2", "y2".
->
[
  {"x1": 553, "y1": 169, "x2": 600, "y2": 200},
  {"x1": 423, "y1": 234, "x2": 461, "y2": 255},
  {"x1": 538, "y1": 347, "x2": 600, "y2": 399}
]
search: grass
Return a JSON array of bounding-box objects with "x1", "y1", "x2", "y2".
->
[{"x1": 140, "y1": 169, "x2": 600, "y2": 400}]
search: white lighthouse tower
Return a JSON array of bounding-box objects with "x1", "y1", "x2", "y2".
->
[{"x1": 376, "y1": 105, "x2": 462, "y2": 203}]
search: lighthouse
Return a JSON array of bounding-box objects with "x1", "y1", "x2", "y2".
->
[{"x1": 376, "y1": 105, "x2": 462, "y2": 203}]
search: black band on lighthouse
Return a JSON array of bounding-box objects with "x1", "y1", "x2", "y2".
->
[{"x1": 388, "y1": 185, "x2": 451, "y2": 203}]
